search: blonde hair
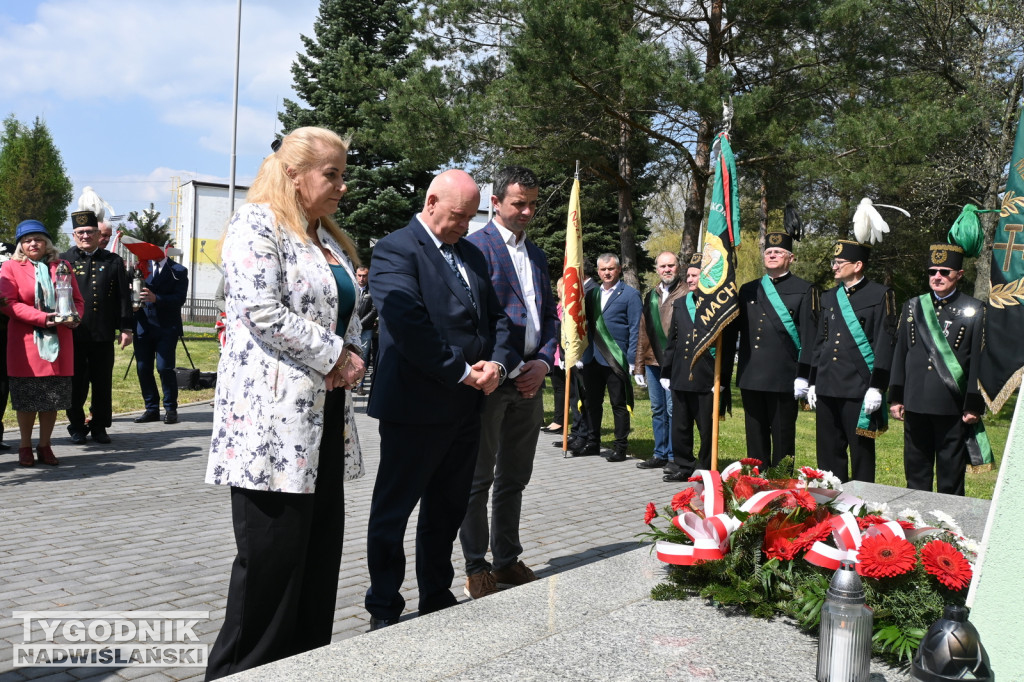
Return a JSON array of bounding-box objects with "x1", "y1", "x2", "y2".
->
[
  {"x1": 12, "y1": 235, "x2": 59, "y2": 263},
  {"x1": 247, "y1": 126, "x2": 359, "y2": 264}
]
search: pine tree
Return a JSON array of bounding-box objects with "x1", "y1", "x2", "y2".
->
[
  {"x1": 279, "y1": 0, "x2": 433, "y2": 264},
  {"x1": 0, "y1": 115, "x2": 74, "y2": 240}
]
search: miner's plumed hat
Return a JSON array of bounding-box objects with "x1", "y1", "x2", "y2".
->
[
  {"x1": 764, "y1": 231, "x2": 793, "y2": 252},
  {"x1": 687, "y1": 252, "x2": 703, "y2": 269},
  {"x1": 928, "y1": 243, "x2": 964, "y2": 270},
  {"x1": 71, "y1": 210, "x2": 98, "y2": 229},
  {"x1": 15, "y1": 220, "x2": 49, "y2": 242},
  {"x1": 834, "y1": 239, "x2": 871, "y2": 265}
]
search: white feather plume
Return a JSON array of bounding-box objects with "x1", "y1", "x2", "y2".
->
[
  {"x1": 77, "y1": 187, "x2": 116, "y2": 223},
  {"x1": 851, "y1": 197, "x2": 910, "y2": 244}
]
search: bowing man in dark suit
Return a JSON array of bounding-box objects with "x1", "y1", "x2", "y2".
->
[
  {"x1": 133, "y1": 254, "x2": 188, "y2": 424},
  {"x1": 889, "y1": 243, "x2": 985, "y2": 495},
  {"x1": 365, "y1": 170, "x2": 512, "y2": 630},
  {"x1": 459, "y1": 166, "x2": 558, "y2": 600}
]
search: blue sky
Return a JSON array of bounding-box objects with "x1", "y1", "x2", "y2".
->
[{"x1": 1, "y1": 0, "x2": 322, "y2": 231}]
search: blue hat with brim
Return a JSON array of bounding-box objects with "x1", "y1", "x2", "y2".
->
[{"x1": 15, "y1": 220, "x2": 49, "y2": 242}]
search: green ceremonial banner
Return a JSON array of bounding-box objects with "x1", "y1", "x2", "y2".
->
[
  {"x1": 980, "y1": 109, "x2": 1024, "y2": 414},
  {"x1": 691, "y1": 131, "x2": 741, "y2": 370}
]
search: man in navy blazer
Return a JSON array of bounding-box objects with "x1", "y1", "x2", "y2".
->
[
  {"x1": 579, "y1": 254, "x2": 642, "y2": 461},
  {"x1": 133, "y1": 255, "x2": 188, "y2": 425},
  {"x1": 458, "y1": 166, "x2": 558, "y2": 600},
  {"x1": 365, "y1": 170, "x2": 512, "y2": 630}
]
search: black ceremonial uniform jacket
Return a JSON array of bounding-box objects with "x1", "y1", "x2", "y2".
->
[
  {"x1": 736, "y1": 273, "x2": 819, "y2": 392},
  {"x1": 662, "y1": 293, "x2": 736, "y2": 393},
  {"x1": 811, "y1": 279, "x2": 897, "y2": 401},
  {"x1": 888, "y1": 290, "x2": 985, "y2": 416},
  {"x1": 61, "y1": 246, "x2": 133, "y2": 343}
]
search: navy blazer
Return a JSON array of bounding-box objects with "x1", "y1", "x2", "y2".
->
[
  {"x1": 367, "y1": 219, "x2": 512, "y2": 425},
  {"x1": 582, "y1": 280, "x2": 642, "y2": 368},
  {"x1": 466, "y1": 222, "x2": 558, "y2": 369},
  {"x1": 135, "y1": 260, "x2": 188, "y2": 337}
]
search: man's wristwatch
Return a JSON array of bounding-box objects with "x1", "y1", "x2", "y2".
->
[{"x1": 496, "y1": 363, "x2": 507, "y2": 385}]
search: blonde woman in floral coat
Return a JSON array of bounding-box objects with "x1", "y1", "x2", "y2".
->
[{"x1": 204, "y1": 127, "x2": 365, "y2": 680}]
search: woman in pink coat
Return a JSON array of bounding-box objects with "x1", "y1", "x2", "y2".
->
[{"x1": 0, "y1": 220, "x2": 84, "y2": 467}]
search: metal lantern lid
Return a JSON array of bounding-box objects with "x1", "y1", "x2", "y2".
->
[
  {"x1": 826, "y1": 560, "x2": 866, "y2": 605},
  {"x1": 911, "y1": 605, "x2": 993, "y2": 682}
]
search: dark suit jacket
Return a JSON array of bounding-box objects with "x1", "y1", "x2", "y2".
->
[
  {"x1": 62, "y1": 246, "x2": 133, "y2": 342},
  {"x1": 135, "y1": 260, "x2": 188, "y2": 337},
  {"x1": 736, "y1": 273, "x2": 819, "y2": 392},
  {"x1": 889, "y1": 290, "x2": 985, "y2": 416},
  {"x1": 356, "y1": 286, "x2": 377, "y2": 331},
  {"x1": 662, "y1": 292, "x2": 737, "y2": 393},
  {"x1": 582, "y1": 280, "x2": 642, "y2": 368},
  {"x1": 811, "y1": 279, "x2": 897, "y2": 400},
  {"x1": 466, "y1": 222, "x2": 558, "y2": 369},
  {"x1": 367, "y1": 219, "x2": 512, "y2": 425}
]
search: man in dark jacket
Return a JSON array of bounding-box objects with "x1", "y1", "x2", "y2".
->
[
  {"x1": 354, "y1": 266, "x2": 377, "y2": 395},
  {"x1": 63, "y1": 210, "x2": 133, "y2": 444},
  {"x1": 133, "y1": 254, "x2": 188, "y2": 425},
  {"x1": 888, "y1": 243, "x2": 985, "y2": 495}
]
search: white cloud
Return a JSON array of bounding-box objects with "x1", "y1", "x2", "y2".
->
[{"x1": 0, "y1": 0, "x2": 318, "y2": 106}]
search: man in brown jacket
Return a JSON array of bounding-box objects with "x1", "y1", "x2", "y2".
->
[{"x1": 634, "y1": 251, "x2": 687, "y2": 475}]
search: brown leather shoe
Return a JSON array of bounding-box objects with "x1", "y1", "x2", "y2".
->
[
  {"x1": 18, "y1": 447, "x2": 34, "y2": 467},
  {"x1": 492, "y1": 560, "x2": 538, "y2": 587},
  {"x1": 464, "y1": 570, "x2": 500, "y2": 599},
  {"x1": 36, "y1": 446, "x2": 59, "y2": 466}
]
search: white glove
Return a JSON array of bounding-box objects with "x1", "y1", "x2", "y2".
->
[
  {"x1": 634, "y1": 374, "x2": 647, "y2": 387},
  {"x1": 575, "y1": 361, "x2": 584, "y2": 370},
  {"x1": 659, "y1": 378, "x2": 671, "y2": 391},
  {"x1": 628, "y1": 363, "x2": 635, "y2": 374},
  {"x1": 794, "y1": 377, "x2": 809, "y2": 400},
  {"x1": 863, "y1": 387, "x2": 883, "y2": 414},
  {"x1": 806, "y1": 385, "x2": 817, "y2": 410}
]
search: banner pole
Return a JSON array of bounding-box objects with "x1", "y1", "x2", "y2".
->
[
  {"x1": 562, "y1": 367, "x2": 573, "y2": 457},
  {"x1": 711, "y1": 334, "x2": 723, "y2": 471}
]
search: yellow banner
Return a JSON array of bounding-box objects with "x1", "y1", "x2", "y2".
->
[{"x1": 561, "y1": 178, "x2": 588, "y2": 366}]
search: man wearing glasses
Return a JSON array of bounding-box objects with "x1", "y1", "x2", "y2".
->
[
  {"x1": 887, "y1": 244, "x2": 984, "y2": 495},
  {"x1": 62, "y1": 210, "x2": 133, "y2": 444},
  {"x1": 807, "y1": 240, "x2": 896, "y2": 482}
]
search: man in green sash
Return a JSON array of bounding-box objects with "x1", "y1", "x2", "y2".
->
[
  {"x1": 634, "y1": 251, "x2": 687, "y2": 474},
  {"x1": 661, "y1": 254, "x2": 736, "y2": 480},
  {"x1": 888, "y1": 243, "x2": 985, "y2": 495},
  {"x1": 808, "y1": 240, "x2": 897, "y2": 482},
  {"x1": 736, "y1": 231, "x2": 819, "y2": 470},
  {"x1": 579, "y1": 253, "x2": 642, "y2": 461}
]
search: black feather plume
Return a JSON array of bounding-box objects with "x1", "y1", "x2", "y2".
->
[{"x1": 784, "y1": 202, "x2": 803, "y2": 241}]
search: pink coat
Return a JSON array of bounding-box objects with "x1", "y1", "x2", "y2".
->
[{"x1": 0, "y1": 258, "x2": 85, "y2": 378}]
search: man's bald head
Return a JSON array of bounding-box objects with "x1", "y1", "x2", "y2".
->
[{"x1": 420, "y1": 170, "x2": 481, "y2": 244}]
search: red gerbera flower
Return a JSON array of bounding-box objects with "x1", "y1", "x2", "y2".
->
[
  {"x1": 671, "y1": 488, "x2": 697, "y2": 511},
  {"x1": 799, "y1": 466, "x2": 824, "y2": 480},
  {"x1": 688, "y1": 474, "x2": 702, "y2": 482},
  {"x1": 764, "y1": 514, "x2": 803, "y2": 561},
  {"x1": 857, "y1": 514, "x2": 889, "y2": 530},
  {"x1": 793, "y1": 517, "x2": 835, "y2": 552},
  {"x1": 856, "y1": 535, "x2": 917, "y2": 578},
  {"x1": 741, "y1": 458, "x2": 763, "y2": 467},
  {"x1": 732, "y1": 479, "x2": 755, "y2": 502},
  {"x1": 895, "y1": 519, "x2": 917, "y2": 531},
  {"x1": 784, "y1": 489, "x2": 817, "y2": 512},
  {"x1": 921, "y1": 540, "x2": 973, "y2": 591},
  {"x1": 644, "y1": 502, "x2": 657, "y2": 525}
]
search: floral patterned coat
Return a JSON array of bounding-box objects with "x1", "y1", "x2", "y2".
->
[{"x1": 205, "y1": 203, "x2": 364, "y2": 493}]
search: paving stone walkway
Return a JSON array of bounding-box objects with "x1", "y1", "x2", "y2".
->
[{"x1": 0, "y1": 395, "x2": 680, "y2": 681}]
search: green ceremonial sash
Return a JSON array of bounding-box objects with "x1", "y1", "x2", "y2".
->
[
  {"x1": 836, "y1": 286, "x2": 887, "y2": 437},
  {"x1": 589, "y1": 287, "x2": 634, "y2": 410},
  {"x1": 685, "y1": 292, "x2": 715, "y2": 358},
  {"x1": 761, "y1": 275, "x2": 801, "y2": 354},
  {"x1": 916, "y1": 296, "x2": 993, "y2": 466},
  {"x1": 649, "y1": 291, "x2": 668, "y2": 351}
]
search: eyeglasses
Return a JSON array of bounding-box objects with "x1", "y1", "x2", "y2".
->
[
  {"x1": 830, "y1": 259, "x2": 851, "y2": 268},
  {"x1": 74, "y1": 229, "x2": 98, "y2": 237},
  {"x1": 927, "y1": 268, "x2": 954, "y2": 278}
]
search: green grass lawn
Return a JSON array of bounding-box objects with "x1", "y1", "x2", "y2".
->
[
  {"x1": 541, "y1": 377, "x2": 1009, "y2": 500},
  {"x1": 2, "y1": 335, "x2": 222, "y2": 430}
]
